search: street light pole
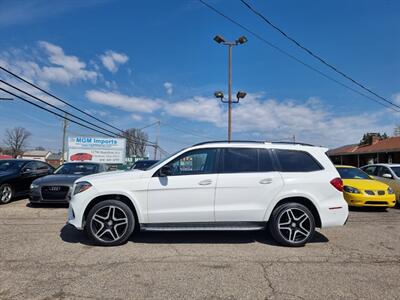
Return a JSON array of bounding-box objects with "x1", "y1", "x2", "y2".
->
[
  {"x1": 228, "y1": 44, "x2": 232, "y2": 141},
  {"x1": 213, "y1": 35, "x2": 247, "y2": 142}
]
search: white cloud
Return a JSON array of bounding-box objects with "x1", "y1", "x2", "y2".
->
[
  {"x1": 38, "y1": 41, "x2": 97, "y2": 84},
  {"x1": 85, "y1": 90, "x2": 163, "y2": 113},
  {"x1": 131, "y1": 114, "x2": 143, "y2": 121},
  {"x1": 164, "y1": 96, "x2": 223, "y2": 124},
  {"x1": 163, "y1": 82, "x2": 173, "y2": 95},
  {"x1": 100, "y1": 50, "x2": 129, "y2": 73},
  {"x1": 392, "y1": 92, "x2": 400, "y2": 105},
  {"x1": 0, "y1": 41, "x2": 99, "y2": 89}
]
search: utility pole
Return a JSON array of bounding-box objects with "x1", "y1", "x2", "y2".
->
[
  {"x1": 153, "y1": 120, "x2": 160, "y2": 160},
  {"x1": 213, "y1": 35, "x2": 247, "y2": 141},
  {"x1": 61, "y1": 113, "x2": 68, "y2": 164}
]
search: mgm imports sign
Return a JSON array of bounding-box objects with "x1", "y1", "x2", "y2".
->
[{"x1": 67, "y1": 137, "x2": 126, "y2": 164}]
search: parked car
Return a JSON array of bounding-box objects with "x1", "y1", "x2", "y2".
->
[
  {"x1": 70, "y1": 153, "x2": 93, "y2": 161},
  {"x1": 0, "y1": 159, "x2": 54, "y2": 204},
  {"x1": 361, "y1": 164, "x2": 400, "y2": 207},
  {"x1": 67, "y1": 141, "x2": 348, "y2": 247},
  {"x1": 336, "y1": 165, "x2": 396, "y2": 208},
  {"x1": 29, "y1": 162, "x2": 108, "y2": 204},
  {"x1": 131, "y1": 160, "x2": 159, "y2": 170}
]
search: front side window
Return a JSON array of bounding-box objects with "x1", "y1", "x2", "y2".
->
[
  {"x1": 275, "y1": 149, "x2": 323, "y2": 172},
  {"x1": 377, "y1": 166, "x2": 392, "y2": 178},
  {"x1": 167, "y1": 149, "x2": 217, "y2": 176},
  {"x1": 390, "y1": 167, "x2": 400, "y2": 178},
  {"x1": 362, "y1": 166, "x2": 377, "y2": 175}
]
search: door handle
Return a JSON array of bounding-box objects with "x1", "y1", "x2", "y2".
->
[
  {"x1": 259, "y1": 178, "x2": 273, "y2": 184},
  {"x1": 198, "y1": 179, "x2": 212, "y2": 186}
]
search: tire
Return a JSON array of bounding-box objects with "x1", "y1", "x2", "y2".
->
[
  {"x1": 0, "y1": 183, "x2": 13, "y2": 204},
  {"x1": 85, "y1": 200, "x2": 135, "y2": 246},
  {"x1": 269, "y1": 202, "x2": 315, "y2": 247}
]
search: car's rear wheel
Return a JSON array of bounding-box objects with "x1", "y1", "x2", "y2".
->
[
  {"x1": 0, "y1": 184, "x2": 13, "y2": 204},
  {"x1": 85, "y1": 200, "x2": 135, "y2": 246},
  {"x1": 269, "y1": 202, "x2": 315, "y2": 247}
]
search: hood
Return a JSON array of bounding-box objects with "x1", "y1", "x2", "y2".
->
[
  {"x1": 33, "y1": 174, "x2": 83, "y2": 186},
  {"x1": 77, "y1": 169, "x2": 145, "y2": 184},
  {"x1": 342, "y1": 179, "x2": 389, "y2": 190}
]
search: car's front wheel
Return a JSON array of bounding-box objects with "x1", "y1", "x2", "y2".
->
[
  {"x1": 85, "y1": 200, "x2": 135, "y2": 246},
  {"x1": 0, "y1": 183, "x2": 13, "y2": 204},
  {"x1": 269, "y1": 202, "x2": 315, "y2": 247}
]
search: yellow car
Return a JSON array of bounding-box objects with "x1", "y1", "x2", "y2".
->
[{"x1": 336, "y1": 165, "x2": 396, "y2": 208}]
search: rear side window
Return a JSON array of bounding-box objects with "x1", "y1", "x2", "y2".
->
[
  {"x1": 222, "y1": 148, "x2": 274, "y2": 173},
  {"x1": 275, "y1": 149, "x2": 323, "y2": 172}
]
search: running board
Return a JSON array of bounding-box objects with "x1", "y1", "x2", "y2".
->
[{"x1": 140, "y1": 222, "x2": 266, "y2": 231}]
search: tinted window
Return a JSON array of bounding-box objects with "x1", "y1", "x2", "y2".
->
[
  {"x1": 222, "y1": 148, "x2": 274, "y2": 173},
  {"x1": 167, "y1": 149, "x2": 217, "y2": 176},
  {"x1": 0, "y1": 160, "x2": 25, "y2": 171},
  {"x1": 363, "y1": 166, "x2": 377, "y2": 175},
  {"x1": 275, "y1": 150, "x2": 322, "y2": 172},
  {"x1": 377, "y1": 166, "x2": 392, "y2": 177},
  {"x1": 337, "y1": 167, "x2": 369, "y2": 179}
]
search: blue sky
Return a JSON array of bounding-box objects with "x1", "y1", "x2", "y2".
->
[{"x1": 0, "y1": 0, "x2": 399, "y2": 156}]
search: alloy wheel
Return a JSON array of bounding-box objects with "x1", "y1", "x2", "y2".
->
[
  {"x1": 90, "y1": 205, "x2": 129, "y2": 242},
  {"x1": 0, "y1": 185, "x2": 12, "y2": 203},
  {"x1": 278, "y1": 208, "x2": 311, "y2": 243}
]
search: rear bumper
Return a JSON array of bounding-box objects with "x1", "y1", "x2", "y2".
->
[{"x1": 319, "y1": 195, "x2": 349, "y2": 228}]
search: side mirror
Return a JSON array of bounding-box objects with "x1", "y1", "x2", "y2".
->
[
  {"x1": 159, "y1": 165, "x2": 172, "y2": 177},
  {"x1": 21, "y1": 168, "x2": 32, "y2": 174},
  {"x1": 382, "y1": 173, "x2": 393, "y2": 179}
]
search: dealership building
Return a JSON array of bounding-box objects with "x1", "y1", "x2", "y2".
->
[{"x1": 328, "y1": 133, "x2": 400, "y2": 167}]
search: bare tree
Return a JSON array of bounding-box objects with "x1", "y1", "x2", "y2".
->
[
  {"x1": 122, "y1": 128, "x2": 148, "y2": 157},
  {"x1": 3, "y1": 127, "x2": 31, "y2": 158}
]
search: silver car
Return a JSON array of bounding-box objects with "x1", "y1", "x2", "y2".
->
[{"x1": 29, "y1": 162, "x2": 108, "y2": 204}]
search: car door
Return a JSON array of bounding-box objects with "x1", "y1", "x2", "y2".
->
[
  {"x1": 19, "y1": 162, "x2": 41, "y2": 193},
  {"x1": 375, "y1": 166, "x2": 396, "y2": 187},
  {"x1": 214, "y1": 147, "x2": 284, "y2": 222},
  {"x1": 147, "y1": 148, "x2": 218, "y2": 223}
]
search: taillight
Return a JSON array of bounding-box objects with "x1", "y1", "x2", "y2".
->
[{"x1": 330, "y1": 177, "x2": 343, "y2": 192}]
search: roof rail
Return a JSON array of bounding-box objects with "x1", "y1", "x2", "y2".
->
[
  {"x1": 270, "y1": 141, "x2": 315, "y2": 147},
  {"x1": 192, "y1": 140, "x2": 266, "y2": 147}
]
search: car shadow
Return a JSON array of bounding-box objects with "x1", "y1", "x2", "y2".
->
[
  {"x1": 349, "y1": 206, "x2": 388, "y2": 213},
  {"x1": 59, "y1": 224, "x2": 329, "y2": 247},
  {"x1": 26, "y1": 202, "x2": 69, "y2": 209}
]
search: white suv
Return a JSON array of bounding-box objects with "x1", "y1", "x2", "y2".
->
[{"x1": 67, "y1": 141, "x2": 348, "y2": 247}]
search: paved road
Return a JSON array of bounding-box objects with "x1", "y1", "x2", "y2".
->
[{"x1": 0, "y1": 199, "x2": 399, "y2": 300}]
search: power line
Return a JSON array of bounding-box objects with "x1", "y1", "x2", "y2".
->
[
  {"x1": 0, "y1": 87, "x2": 157, "y2": 147},
  {"x1": 0, "y1": 87, "x2": 114, "y2": 138},
  {"x1": 239, "y1": 0, "x2": 398, "y2": 111},
  {"x1": 0, "y1": 65, "x2": 128, "y2": 134},
  {"x1": 198, "y1": 0, "x2": 400, "y2": 113},
  {"x1": 0, "y1": 79, "x2": 121, "y2": 137},
  {"x1": 161, "y1": 121, "x2": 221, "y2": 139}
]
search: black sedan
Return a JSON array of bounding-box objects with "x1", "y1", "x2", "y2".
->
[
  {"x1": 29, "y1": 162, "x2": 108, "y2": 204},
  {"x1": 0, "y1": 159, "x2": 54, "y2": 204}
]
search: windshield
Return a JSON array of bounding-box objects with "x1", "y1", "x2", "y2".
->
[
  {"x1": 337, "y1": 167, "x2": 370, "y2": 179},
  {"x1": 390, "y1": 167, "x2": 400, "y2": 178},
  {"x1": 54, "y1": 163, "x2": 99, "y2": 175},
  {"x1": 0, "y1": 160, "x2": 25, "y2": 172},
  {"x1": 144, "y1": 148, "x2": 184, "y2": 171}
]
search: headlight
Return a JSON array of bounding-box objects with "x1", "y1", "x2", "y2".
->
[
  {"x1": 388, "y1": 187, "x2": 394, "y2": 194},
  {"x1": 73, "y1": 181, "x2": 92, "y2": 195},
  {"x1": 30, "y1": 183, "x2": 39, "y2": 189},
  {"x1": 343, "y1": 186, "x2": 360, "y2": 194}
]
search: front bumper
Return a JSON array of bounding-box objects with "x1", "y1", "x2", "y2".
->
[
  {"x1": 344, "y1": 192, "x2": 396, "y2": 208},
  {"x1": 29, "y1": 186, "x2": 71, "y2": 204}
]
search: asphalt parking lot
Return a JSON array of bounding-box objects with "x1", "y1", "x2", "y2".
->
[{"x1": 0, "y1": 200, "x2": 399, "y2": 300}]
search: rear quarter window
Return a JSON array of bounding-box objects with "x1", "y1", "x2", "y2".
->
[{"x1": 275, "y1": 149, "x2": 323, "y2": 172}]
